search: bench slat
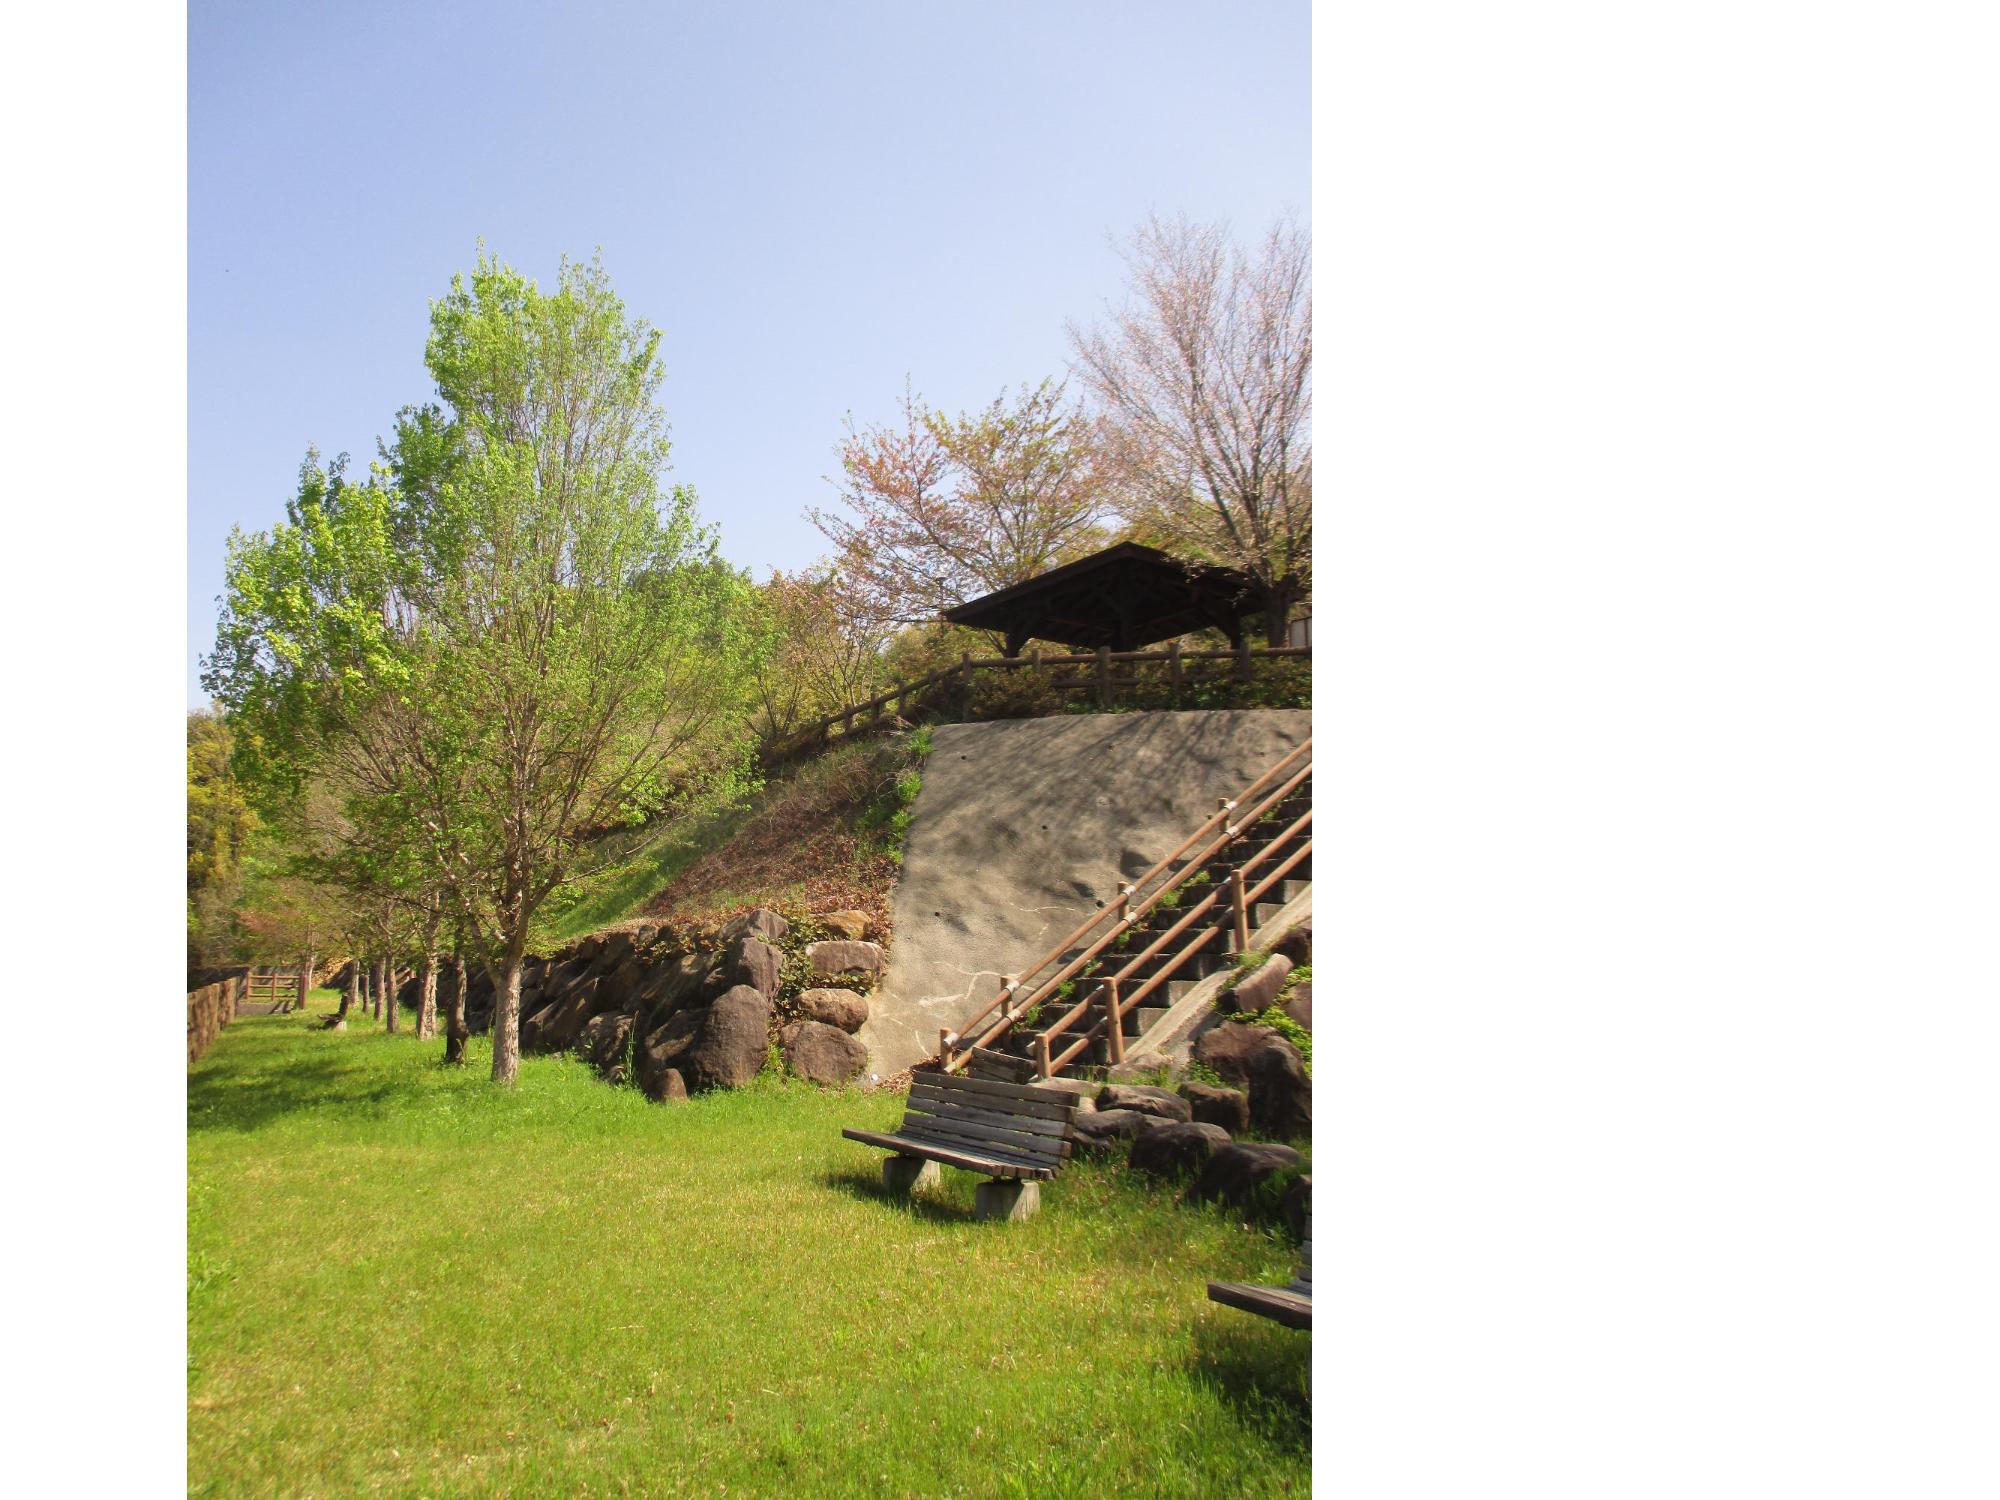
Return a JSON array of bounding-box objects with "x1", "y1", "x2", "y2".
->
[
  {"x1": 1206, "y1": 1281, "x2": 1312, "y2": 1330},
  {"x1": 911, "y1": 1069, "x2": 1079, "y2": 1109},
  {"x1": 907, "y1": 1080, "x2": 1074, "y2": 1124},
  {"x1": 840, "y1": 1128, "x2": 1051, "y2": 1180},
  {"x1": 902, "y1": 1112, "x2": 1070, "y2": 1163},
  {"x1": 906, "y1": 1089, "x2": 1074, "y2": 1138}
]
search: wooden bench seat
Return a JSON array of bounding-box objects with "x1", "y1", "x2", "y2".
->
[
  {"x1": 1208, "y1": 1215, "x2": 1312, "y2": 1329},
  {"x1": 843, "y1": 1068, "x2": 1082, "y2": 1220}
]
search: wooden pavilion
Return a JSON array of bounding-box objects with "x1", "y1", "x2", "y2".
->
[{"x1": 941, "y1": 542, "x2": 1262, "y2": 658}]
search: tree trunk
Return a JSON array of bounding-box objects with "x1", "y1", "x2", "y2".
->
[
  {"x1": 491, "y1": 946, "x2": 525, "y2": 1084},
  {"x1": 337, "y1": 962, "x2": 356, "y2": 1019},
  {"x1": 416, "y1": 951, "x2": 438, "y2": 1040},
  {"x1": 302, "y1": 952, "x2": 315, "y2": 1010},
  {"x1": 1260, "y1": 577, "x2": 1300, "y2": 648},
  {"x1": 384, "y1": 956, "x2": 401, "y2": 1033},
  {"x1": 445, "y1": 954, "x2": 469, "y2": 1066}
]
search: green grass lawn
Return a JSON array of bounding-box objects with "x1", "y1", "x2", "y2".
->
[{"x1": 189, "y1": 995, "x2": 1311, "y2": 1498}]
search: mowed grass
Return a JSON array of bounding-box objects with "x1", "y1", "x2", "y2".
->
[{"x1": 189, "y1": 996, "x2": 1311, "y2": 1498}]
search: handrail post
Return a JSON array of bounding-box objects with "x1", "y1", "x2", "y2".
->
[
  {"x1": 1231, "y1": 867, "x2": 1251, "y2": 953},
  {"x1": 1104, "y1": 979, "x2": 1124, "y2": 1065},
  {"x1": 1036, "y1": 1034, "x2": 1053, "y2": 1082},
  {"x1": 940, "y1": 1028, "x2": 953, "y2": 1071}
]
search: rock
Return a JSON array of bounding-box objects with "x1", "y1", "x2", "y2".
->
[
  {"x1": 534, "y1": 979, "x2": 600, "y2": 1052},
  {"x1": 637, "y1": 953, "x2": 715, "y2": 1018},
  {"x1": 518, "y1": 998, "x2": 559, "y2": 1051},
  {"x1": 1190, "y1": 1141, "x2": 1304, "y2": 1212},
  {"x1": 1192, "y1": 1021, "x2": 1275, "y2": 1087},
  {"x1": 1069, "y1": 1108, "x2": 1165, "y2": 1154},
  {"x1": 1275, "y1": 921, "x2": 1312, "y2": 968},
  {"x1": 1097, "y1": 1084, "x2": 1192, "y2": 1123},
  {"x1": 1128, "y1": 1121, "x2": 1232, "y2": 1179},
  {"x1": 815, "y1": 909, "x2": 871, "y2": 941},
  {"x1": 1103, "y1": 1052, "x2": 1177, "y2": 1084},
  {"x1": 1231, "y1": 953, "x2": 1294, "y2": 1014},
  {"x1": 645, "y1": 1066, "x2": 688, "y2": 1103},
  {"x1": 1247, "y1": 1038, "x2": 1312, "y2": 1139},
  {"x1": 636, "y1": 1008, "x2": 704, "y2": 1090},
  {"x1": 778, "y1": 1020, "x2": 868, "y2": 1085},
  {"x1": 796, "y1": 988, "x2": 869, "y2": 1034},
  {"x1": 718, "y1": 907, "x2": 790, "y2": 946},
  {"x1": 1282, "y1": 981, "x2": 1311, "y2": 1032},
  {"x1": 1177, "y1": 1081, "x2": 1250, "y2": 1134},
  {"x1": 1283, "y1": 1173, "x2": 1312, "y2": 1240},
  {"x1": 683, "y1": 985, "x2": 772, "y2": 1091},
  {"x1": 718, "y1": 936, "x2": 783, "y2": 1001},
  {"x1": 806, "y1": 940, "x2": 885, "y2": 984},
  {"x1": 579, "y1": 1011, "x2": 633, "y2": 1075}
]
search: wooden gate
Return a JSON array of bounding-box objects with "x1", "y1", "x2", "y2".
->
[{"x1": 241, "y1": 969, "x2": 305, "y2": 1014}]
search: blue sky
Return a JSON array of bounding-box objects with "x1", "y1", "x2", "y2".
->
[{"x1": 188, "y1": 0, "x2": 1309, "y2": 706}]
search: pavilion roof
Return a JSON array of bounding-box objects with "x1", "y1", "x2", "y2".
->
[{"x1": 942, "y1": 542, "x2": 1261, "y2": 652}]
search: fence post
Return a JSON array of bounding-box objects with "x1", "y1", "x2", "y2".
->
[
  {"x1": 1168, "y1": 639, "x2": 1182, "y2": 698},
  {"x1": 1235, "y1": 636, "x2": 1253, "y2": 683},
  {"x1": 1096, "y1": 646, "x2": 1111, "y2": 708}
]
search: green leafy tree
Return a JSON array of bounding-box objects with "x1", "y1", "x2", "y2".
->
[{"x1": 209, "y1": 251, "x2": 762, "y2": 1083}]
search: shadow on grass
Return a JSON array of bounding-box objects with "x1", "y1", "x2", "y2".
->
[
  {"x1": 187, "y1": 1025, "x2": 469, "y2": 1136},
  {"x1": 818, "y1": 1165, "x2": 986, "y2": 1226},
  {"x1": 1186, "y1": 1315, "x2": 1313, "y2": 1455}
]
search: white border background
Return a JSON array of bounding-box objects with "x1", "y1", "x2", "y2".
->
[{"x1": 4, "y1": 1, "x2": 1997, "y2": 1491}]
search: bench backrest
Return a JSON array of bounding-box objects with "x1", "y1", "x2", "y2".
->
[{"x1": 903, "y1": 1069, "x2": 1080, "y2": 1174}]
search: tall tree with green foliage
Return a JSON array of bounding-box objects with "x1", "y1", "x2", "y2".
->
[{"x1": 210, "y1": 251, "x2": 762, "y2": 1082}]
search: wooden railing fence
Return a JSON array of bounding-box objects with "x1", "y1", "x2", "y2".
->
[{"x1": 763, "y1": 642, "x2": 1309, "y2": 759}]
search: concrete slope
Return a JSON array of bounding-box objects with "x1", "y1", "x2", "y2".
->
[{"x1": 859, "y1": 709, "x2": 1310, "y2": 1075}]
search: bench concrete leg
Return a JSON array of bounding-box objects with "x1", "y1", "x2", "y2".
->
[
  {"x1": 974, "y1": 1178, "x2": 1040, "y2": 1223},
  {"x1": 883, "y1": 1155, "x2": 940, "y2": 1197}
]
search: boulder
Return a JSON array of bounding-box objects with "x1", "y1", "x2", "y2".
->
[
  {"x1": 806, "y1": 940, "x2": 885, "y2": 984},
  {"x1": 1247, "y1": 1038, "x2": 1312, "y2": 1139},
  {"x1": 1282, "y1": 981, "x2": 1311, "y2": 1033},
  {"x1": 1193, "y1": 1020, "x2": 1276, "y2": 1087},
  {"x1": 1189, "y1": 1141, "x2": 1304, "y2": 1213},
  {"x1": 1231, "y1": 953, "x2": 1294, "y2": 1014},
  {"x1": 645, "y1": 1066, "x2": 688, "y2": 1103},
  {"x1": 1103, "y1": 1052, "x2": 1178, "y2": 1084},
  {"x1": 1128, "y1": 1121, "x2": 1232, "y2": 1179},
  {"x1": 778, "y1": 1020, "x2": 868, "y2": 1085},
  {"x1": 1096, "y1": 1084, "x2": 1192, "y2": 1123},
  {"x1": 1069, "y1": 1108, "x2": 1165, "y2": 1154},
  {"x1": 636, "y1": 952, "x2": 715, "y2": 1017},
  {"x1": 1283, "y1": 1173, "x2": 1312, "y2": 1241},
  {"x1": 534, "y1": 978, "x2": 600, "y2": 1052},
  {"x1": 636, "y1": 1008, "x2": 704, "y2": 1090},
  {"x1": 815, "y1": 909, "x2": 870, "y2": 941},
  {"x1": 683, "y1": 985, "x2": 772, "y2": 1091},
  {"x1": 1178, "y1": 1080, "x2": 1251, "y2": 1134},
  {"x1": 579, "y1": 1011, "x2": 633, "y2": 1074},
  {"x1": 1275, "y1": 921, "x2": 1312, "y2": 968},
  {"x1": 715, "y1": 935, "x2": 783, "y2": 1001},
  {"x1": 718, "y1": 907, "x2": 790, "y2": 946},
  {"x1": 796, "y1": 987, "x2": 869, "y2": 1034},
  {"x1": 518, "y1": 998, "x2": 559, "y2": 1052}
]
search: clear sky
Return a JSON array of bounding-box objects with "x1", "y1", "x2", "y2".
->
[{"x1": 188, "y1": 0, "x2": 1309, "y2": 706}]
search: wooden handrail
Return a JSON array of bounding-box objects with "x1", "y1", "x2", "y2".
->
[
  {"x1": 944, "y1": 740, "x2": 1313, "y2": 1073},
  {"x1": 766, "y1": 643, "x2": 1310, "y2": 753},
  {"x1": 945, "y1": 740, "x2": 1312, "y2": 1061}
]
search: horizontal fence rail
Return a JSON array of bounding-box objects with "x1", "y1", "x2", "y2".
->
[
  {"x1": 939, "y1": 737, "x2": 1312, "y2": 1078},
  {"x1": 762, "y1": 641, "x2": 1310, "y2": 758}
]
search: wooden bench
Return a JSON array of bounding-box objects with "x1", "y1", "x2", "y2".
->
[
  {"x1": 1207, "y1": 1213, "x2": 1312, "y2": 1329},
  {"x1": 843, "y1": 1067, "x2": 1081, "y2": 1222}
]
